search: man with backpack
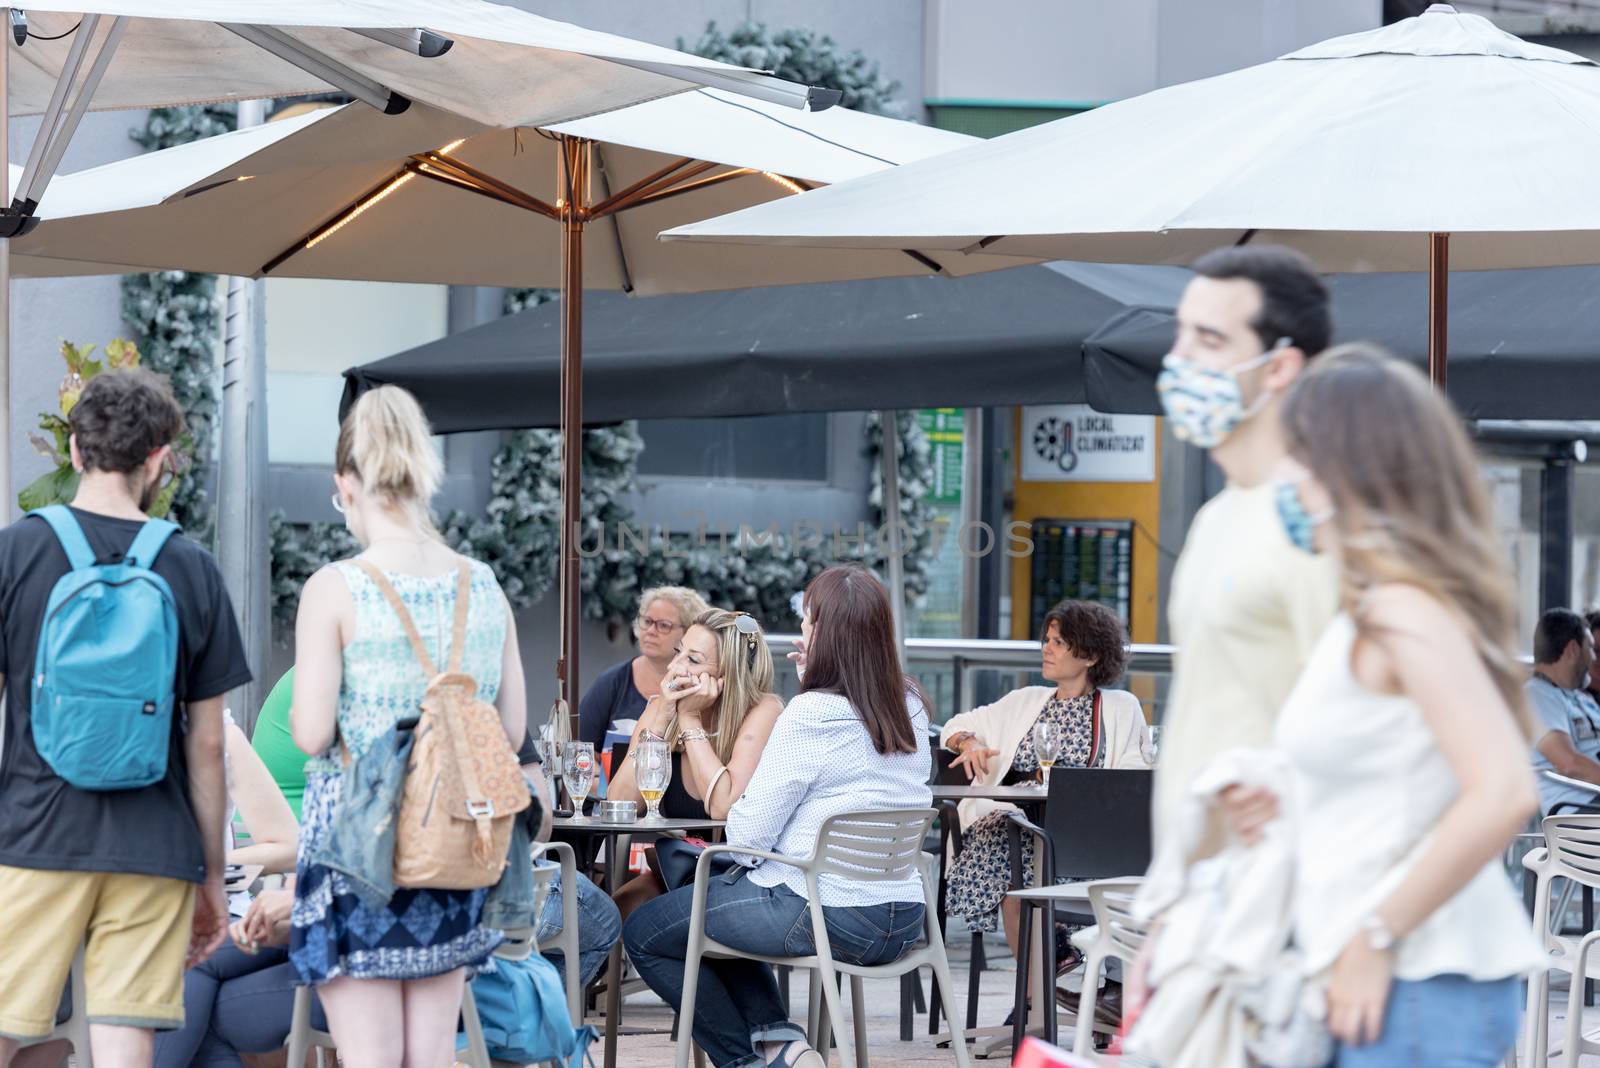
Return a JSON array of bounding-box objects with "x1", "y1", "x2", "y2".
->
[{"x1": 0, "y1": 369, "x2": 252, "y2": 1068}]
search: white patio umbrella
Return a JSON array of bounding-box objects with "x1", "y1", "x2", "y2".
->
[
  {"x1": 13, "y1": 91, "x2": 978, "y2": 735},
  {"x1": 666, "y1": 3, "x2": 1600, "y2": 387},
  {"x1": 0, "y1": 0, "x2": 829, "y2": 510}
]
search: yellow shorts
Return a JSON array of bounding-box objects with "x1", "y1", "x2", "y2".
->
[{"x1": 0, "y1": 865, "x2": 195, "y2": 1039}]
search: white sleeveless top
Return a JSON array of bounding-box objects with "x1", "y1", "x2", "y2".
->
[{"x1": 1276, "y1": 614, "x2": 1542, "y2": 981}]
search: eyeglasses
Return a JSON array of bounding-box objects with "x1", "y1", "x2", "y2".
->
[{"x1": 638, "y1": 617, "x2": 682, "y2": 635}]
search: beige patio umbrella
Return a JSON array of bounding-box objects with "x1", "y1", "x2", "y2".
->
[
  {"x1": 0, "y1": 0, "x2": 829, "y2": 509},
  {"x1": 666, "y1": 3, "x2": 1600, "y2": 388},
  {"x1": 14, "y1": 91, "x2": 980, "y2": 733}
]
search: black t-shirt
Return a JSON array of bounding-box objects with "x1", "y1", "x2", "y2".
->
[
  {"x1": 0, "y1": 508, "x2": 253, "y2": 883},
  {"x1": 577, "y1": 659, "x2": 648, "y2": 748}
]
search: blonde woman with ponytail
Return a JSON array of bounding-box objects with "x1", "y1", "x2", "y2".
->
[
  {"x1": 1220, "y1": 345, "x2": 1541, "y2": 1067},
  {"x1": 288, "y1": 386, "x2": 529, "y2": 1068}
]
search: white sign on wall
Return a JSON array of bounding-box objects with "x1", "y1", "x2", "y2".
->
[{"x1": 1020, "y1": 405, "x2": 1156, "y2": 483}]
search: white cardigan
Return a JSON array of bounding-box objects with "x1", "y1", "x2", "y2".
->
[{"x1": 939, "y1": 685, "x2": 1150, "y2": 831}]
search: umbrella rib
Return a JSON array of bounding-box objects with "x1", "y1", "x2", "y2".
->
[
  {"x1": 588, "y1": 157, "x2": 710, "y2": 217},
  {"x1": 406, "y1": 161, "x2": 555, "y2": 218},
  {"x1": 611, "y1": 167, "x2": 760, "y2": 214},
  {"x1": 593, "y1": 145, "x2": 636, "y2": 294},
  {"x1": 420, "y1": 151, "x2": 559, "y2": 219}
]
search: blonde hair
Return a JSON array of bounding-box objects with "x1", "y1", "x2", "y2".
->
[
  {"x1": 1280, "y1": 344, "x2": 1532, "y2": 736},
  {"x1": 662, "y1": 608, "x2": 775, "y2": 765},
  {"x1": 336, "y1": 386, "x2": 443, "y2": 509},
  {"x1": 634, "y1": 586, "x2": 709, "y2": 640}
]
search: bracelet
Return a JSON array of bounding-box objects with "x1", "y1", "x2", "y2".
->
[
  {"x1": 703, "y1": 765, "x2": 730, "y2": 808},
  {"x1": 680, "y1": 728, "x2": 711, "y2": 744},
  {"x1": 946, "y1": 731, "x2": 976, "y2": 754}
]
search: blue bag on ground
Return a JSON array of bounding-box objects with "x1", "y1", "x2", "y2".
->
[
  {"x1": 462, "y1": 953, "x2": 596, "y2": 1068},
  {"x1": 29, "y1": 505, "x2": 180, "y2": 791}
]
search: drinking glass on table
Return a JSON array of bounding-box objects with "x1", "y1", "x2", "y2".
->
[
  {"x1": 636, "y1": 736, "x2": 672, "y2": 823},
  {"x1": 1033, "y1": 719, "x2": 1063, "y2": 791},
  {"x1": 564, "y1": 742, "x2": 596, "y2": 819},
  {"x1": 1145, "y1": 725, "x2": 1162, "y2": 766}
]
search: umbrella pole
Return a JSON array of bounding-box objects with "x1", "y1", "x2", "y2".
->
[
  {"x1": 878, "y1": 409, "x2": 907, "y2": 671},
  {"x1": 559, "y1": 139, "x2": 587, "y2": 741},
  {"x1": 1428, "y1": 232, "x2": 1449, "y2": 390}
]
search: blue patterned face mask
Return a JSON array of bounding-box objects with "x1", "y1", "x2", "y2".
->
[
  {"x1": 1156, "y1": 338, "x2": 1291, "y2": 449},
  {"x1": 1274, "y1": 477, "x2": 1333, "y2": 554}
]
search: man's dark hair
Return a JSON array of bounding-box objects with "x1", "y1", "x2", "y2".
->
[
  {"x1": 69, "y1": 369, "x2": 185, "y2": 475},
  {"x1": 1586, "y1": 608, "x2": 1600, "y2": 634},
  {"x1": 1535, "y1": 608, "x2": 1589, "y2": 666},
  {"x1": 1192, "y1": 245, "x2": 1333, "y2": 357},
  {"x1": 1039, "y1": 600, "x2": 1130, "y2": 689}
]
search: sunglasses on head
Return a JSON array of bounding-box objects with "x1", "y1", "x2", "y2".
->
[{"x1": 733, "y1": 612, "x2": 761, "y2": 667}]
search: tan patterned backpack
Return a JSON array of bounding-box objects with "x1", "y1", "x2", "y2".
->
[{"x1": 355, "y1": 561, "x2": 530, "y2": 890}]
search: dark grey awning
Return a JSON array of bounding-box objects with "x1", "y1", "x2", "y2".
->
[{"x1": 341, "y1": 263, "x2": 1188, "y2": 430}]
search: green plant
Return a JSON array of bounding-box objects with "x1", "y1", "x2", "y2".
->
[
  {"x1": 20, "y1": 339, "x2": 185, "y2": 516},
  {"x1": 679, "y1": 21, "x2": 904, "y2": 117}
]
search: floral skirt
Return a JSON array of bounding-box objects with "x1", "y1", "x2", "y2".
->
[
  {"x1": 945, "y1": 811, "x2": 1068, "y2": 933},
  {"x1": 289, "y1": 770, "x2": 501, "y2": 984}
]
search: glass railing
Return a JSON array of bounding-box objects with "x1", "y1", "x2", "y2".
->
[{"x1": 762, "y1": 635, "x2": 1174, "y2": 728}]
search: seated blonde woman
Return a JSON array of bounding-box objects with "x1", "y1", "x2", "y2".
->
[
  {"x1": 939, "y1": 599, "x2": 1150, "y2": 974},
  {"x1": 608, "y1": 608, "x2": 783, "y2": 913}
]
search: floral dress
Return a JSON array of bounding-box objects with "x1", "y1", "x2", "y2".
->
[
  {"x1": 289, "y1": 561, "x2": 508, "y2": 984},
  {"x1": 944, "y1": 693, "x2": 1105, "y2": 932}
]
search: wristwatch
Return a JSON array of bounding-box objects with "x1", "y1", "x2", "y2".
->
[{"x1": 1360, "y1": 912, "x2": 1396, "y2": 952}]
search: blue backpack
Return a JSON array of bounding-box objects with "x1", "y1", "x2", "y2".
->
[
  {"x1": 30, "y1": 505, "x2": 181, "y2": 792},
  {"x1": 462, "y1": 952, "x2": 596, "y2": 1068}
]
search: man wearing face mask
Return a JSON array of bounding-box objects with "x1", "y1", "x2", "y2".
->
[{"x1": 1151, "y1": 245, "x2": 1340, "y2": 858}]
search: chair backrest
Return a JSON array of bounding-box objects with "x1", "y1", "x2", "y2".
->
[
  {"x1": 494, "y1": 926, "x2": 538, "y2": 962},
  {"x1": 812, "y1": 809, "x2": 937, "y2": 883},
  {"x1": 1544, "y1": 813, "x2": 1600, "y2": 892},
  {"x1": 1086, "y1": 878, "x2": 1150, "y2": 961},
  {"x1": 932, "y1": 748, "x2": 966, "y2": 786},
  {"x1": 1042, "y1": 769, "x2": 1153, "y2": 880}
]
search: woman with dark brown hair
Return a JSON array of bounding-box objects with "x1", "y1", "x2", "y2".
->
[
  {"x1": 939, "y1": 599, "x2": 1149, "y2": 1019},
  {"x1": 623, "y1": 566, "x2": 932, "y2": 1068}
]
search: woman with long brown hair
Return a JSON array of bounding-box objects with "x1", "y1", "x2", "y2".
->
[
  {"x1": 623, "y1": 566, "x2": 931, "y2": 1068},
  {"x1": 1223, "y1": 345, "x2": 1541, "y2": 1066}
]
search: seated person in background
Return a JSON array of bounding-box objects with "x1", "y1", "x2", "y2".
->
[
  {"x1": 607, "y1": 609, "x2": 783, "y2": 916},
  {"x1": 153, "y1": 713, "x2": 308, "y2": 1068},
  {"x1": 938, "y1": 599, "x2": 1150, "y2": 995},
  {"x1": 579, "y1": 586, "x2": 709, "y2": 750},
  {"x1": 518, "y1": 736, "x2": 622, "y2": 990},
  {"x1": 250, "y1": 669, "x2": 308, "y2": 821},
  {"x1": 1529, "y1": 607, "x2": 1600, "y2": 813}
]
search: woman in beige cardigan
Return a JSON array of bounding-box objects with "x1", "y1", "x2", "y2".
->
[{"x1": 939, "y1": 600, "x2": 1150, "y2": 984}]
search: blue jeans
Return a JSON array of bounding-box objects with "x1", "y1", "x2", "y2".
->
[
  {"x1": 623, "y1": 868, "x2": 926, "y2": 1068},
  {"x1": 537, "y1": 869, "x2": 622, "y2": 990},
  {"x1": 1333, "y1": 975, "x2": 1521, "y2": 1068},
  {"x1": 152, "y1": 942, "x2": 327, "y2": 1068}
]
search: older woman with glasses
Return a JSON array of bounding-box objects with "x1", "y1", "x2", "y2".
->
[{"x1": 578, "y1": 586, "x2": 709, "y2": 750}]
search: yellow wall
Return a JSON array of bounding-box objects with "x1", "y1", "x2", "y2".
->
[{"x1": 1009, "y1": 414, "x2": 1161, "y2": 644}]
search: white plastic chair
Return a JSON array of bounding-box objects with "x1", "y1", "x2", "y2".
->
[
  {"x1": 19, "y1": 945, "x2": 93, "y2": 1067},
  {"x1": 673, "y1": 808, "x2": 971, "y2": 1068},
  {"x1": 1068, "y1": 879, "x2": 1149, "y2": 1059},
  {"x1": 1522, "y1": 814, "x2": 1600, "y2": 1067},
  {"x1": 285, "y1": 840, "x2": 582, "y2": 1068}
]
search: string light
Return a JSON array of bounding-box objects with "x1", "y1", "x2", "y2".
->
[
  {"x1": 305, "y1": 172, "x2": 414, "y2": 250},
  {"x1": 762, "y1": 171, "x2": 804, "y2": 195},
  {"x1": 302, "y1": 139, "x2": 470, "y2": 252}
]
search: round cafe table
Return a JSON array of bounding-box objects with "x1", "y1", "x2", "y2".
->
[{"x1": 552, "y1": 812, "x2": 726, "y2": 1068}]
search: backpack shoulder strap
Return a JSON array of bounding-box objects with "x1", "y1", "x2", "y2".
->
[
  {"x1": 31, "y1": 505, "x2": 96, "y2": 571},
  {"x1": 125, "y1": 519, "x2": 179, "y2": 570},
  {"x1": 447, "y1": 563, "x2": 472, "y2": 675},
  {"x1": 353, "y1": 559, "x2": 439, "y2": 678}
]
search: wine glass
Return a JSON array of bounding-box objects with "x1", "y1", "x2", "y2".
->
[
  {"x1": 636, "y1": 736, "x2": 672, "y2": 823},
  {"x1": 564, "y1": 742, "x2": 596, "y2": 820},
  {"x1": 1145, "y1": 725, "x2": 1162, "y2": 766},
  {"x1": 1033, "y1": 720, "x2": 1063, "y2": 792}
]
